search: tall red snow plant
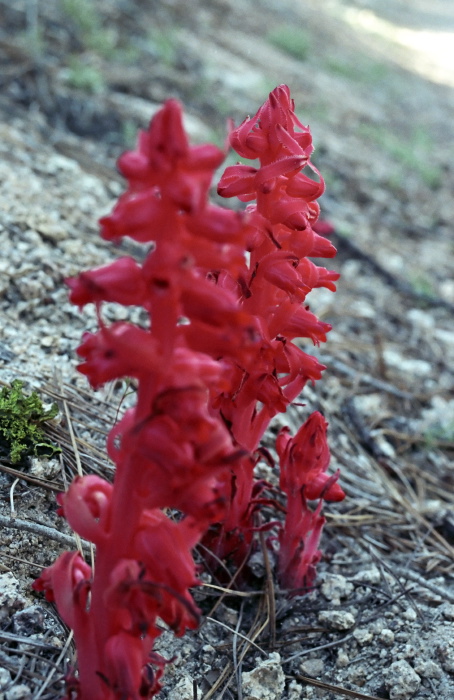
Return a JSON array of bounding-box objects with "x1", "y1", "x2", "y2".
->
[{"x1": 33, "y1": 85, "x2": 344, "y2": 699}]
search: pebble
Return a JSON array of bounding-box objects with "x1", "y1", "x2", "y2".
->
[
  {"x1": 440, "y1": 603, "x2": 454, "y2": 621},
  {"x1": 0, "y1": 573, "x2": 28, "y2": 624},
  {"x1": 320, "y1": 574, "x2": 353, "y2": 603},
  {"x1": 379, "y1": 629, "x2": 395, "y2": 645},
  {"x1": 5, "y1": 686, "x2": 32, "y2": 700},
  {"x1": 318, "y1": 610, "x2": 355, "y2": 630},
  {"x1": 384, "y1": 660, "x2": 421, "y2": 700},
  {"x1": 287, "y1": 680, "x2": 303, "y2": 699},
  {"x1": 413, "y1": 659, "x2": 443, "y2": 679},
  {"x1": 351, "y1": 565, "x2": 381, "y2": 585},
  {"x1": 167, "y1": 676, "x2": 194, "y2": 700},
  {"x1": 242, "y1": 653, "x2": 285, "y2": 700},
  {"x1": 353, "y1": 627, "x2": 373, "y2": 645},
  {"x1": 436, "y1": 639, "x2": 454, "y2": 673},
  {"x1": 0, "y1": 668, "x2": 11, "y2": 691},
  {"x1": 12, "y1": 605, "x2": 45, "y2": 636},
  {"x1": 336, "y1": 650, "x2": 349, "y2": 668},
  {"x1": 300, "y1": 659, "x2": 324, "y2": 677}
]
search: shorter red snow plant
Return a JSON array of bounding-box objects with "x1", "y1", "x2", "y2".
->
[{"x1": 33, "y1": 85, "x2": 345, "y2": 699}]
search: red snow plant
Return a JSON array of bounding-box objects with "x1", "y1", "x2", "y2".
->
[{"x1": 33, "y1": 85, "x2": 344, "y2": 699}]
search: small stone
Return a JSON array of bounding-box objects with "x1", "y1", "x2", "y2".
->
[
  {"x1": 407, "y1": 308, "x2": 435, "y2": 329},
  {"x1": 321, "y1": 574, "x2": 354, "y2": 603},
  {"x1": 436, "y1": 639, "x2": 454, "y2": 673},
  {"x1": 40, "y1": 335, "x2": 55, "y2": 347},
  {"x1": 167, "y1": 676, "x2": 194, "y2": 700},
  {"x1": 402, "y1": 607, "x2": 417, "y2": 622},
  {"x1": 0, "y1": 573, "x2": 28, "y2": 624},
  {"x1": 351, "y1": 566, "x2": 381, "y2": 585},
  {"x1": 413, "y1": 659, "x2": 442, "y2": 679},
  {"x1": 440, "y1": 603, "x2": 454, "y2": 621},
  {"x1": 379, "y1": 629, "x2": 395, "y2": 645},
  {"x1": 300, "y1": 659, "x2": 324, "y2": 677},
  {"x1": 6, "y1": 685, "x2": 32, "y2": 700},
  {"x1": 398, "y1": 644, "x2": 416, "y2": 659},
  {"x1": 318, "y1": 610, "x2": 355, "y2": 631},
  {"x1": 0, "y1": 667, "x2": 11, "y2": 690},
  {"x1": 336, "y1": 650, "x2": 349, "y2": 668},
  {"x1": 287, "y1": 680, "x2": 303, "y2": 700},
  {"x1": 242, "y1": 653, "x2": 285, "y2": 700},
  {"x1": 12, "y1": 605, "x2": 45, "y2": 636},
  {"x1": 384, "y1": 660, "x2": 420, "y2": 700},
  {"x1": 348, "y1": 664, "x2": 367, "y2": 686},
  {"x1": 353, "y1": 627, "x2": 373, "y2": 645},
  {"x1": 383, "y1": 348, "x2": 431, "y2": 377},
  {"x1": 220, "y1": 605, "x2": 238, "y2": 627}
]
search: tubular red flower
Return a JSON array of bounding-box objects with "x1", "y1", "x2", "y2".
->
[
  {"x1": 59, "y1": 475, "x2": 113, "y2": 544},
  {"x1": 32, "y1": 551, "x2": 91, "y2": 630},
  {"x1": 66, "y1": 257, "x2": 146, "y2": 308},
  {"x1": 76, "y1": 324, "x2": 161, "y2": 388}
]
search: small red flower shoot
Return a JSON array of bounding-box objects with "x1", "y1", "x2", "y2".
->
[{"x1": 277, "y1": 412, "x2": 345, "y2": 592}]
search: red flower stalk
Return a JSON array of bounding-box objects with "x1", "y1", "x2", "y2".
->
[
  {"x1": 33, "y1": 86, "x2": 344, "y2": 699},
  {"x1": 208, "y1": 85, "x2": 344, "y2": 568},
  {"x1": 216, "y1": 85, "x2": 339, "y2": 451}
]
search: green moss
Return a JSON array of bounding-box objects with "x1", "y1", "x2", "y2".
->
[
  {"x1": 358, "y1": 124, "x2": 442, "y2": 189},
  {"x1": 147, "y1": 27, "x2": 178, "y2": 66},
  {"x1": 267, "y1": 25, "x2": 310, "y2": 61},
  {"x1": 423, "y1": 421, "x2": 454, "y2": 448},
  {"x1": 60, "y1": 0, "x2": 117, "y2": 58},
  {"x1": 408, "y1": 272, "x2": 436, "y2": 299},
  {"x1": 325, "y1": 57, "x2": 389, "y2": 84},
  {"x1": 0, "y1": 381, "x2": 60, "y2": 464},
  {"x1": 66, "y1": 57, "x2": 105, "y2": 93}
]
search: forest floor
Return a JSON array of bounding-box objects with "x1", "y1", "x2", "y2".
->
[{"x1": 0, "y1": 1, "x2": 454, "y2": 698}]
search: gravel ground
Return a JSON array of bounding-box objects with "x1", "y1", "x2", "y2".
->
[{"x1": 0, "y1": 1, "x2": 453, "y2": 698}]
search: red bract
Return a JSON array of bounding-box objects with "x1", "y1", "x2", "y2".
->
[
  {"x1": 276, "y1": 412, "x2": 345, "y2": 592},
  {"x1": 34, "y1": 87, "x2": 344, "y2": 699},
  {"x1": 66, "y1": 258, "x2": 146, "y2": 309}
]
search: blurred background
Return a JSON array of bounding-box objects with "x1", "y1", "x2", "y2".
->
[{"x1": 1, "y1": 0, "x2": 453, "y2": 280}]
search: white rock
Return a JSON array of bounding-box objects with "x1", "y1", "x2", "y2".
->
[
  {"x1": 353, "y1": 627, "x2": 373, "y2": 645},
  {"x1": 300, "y1": 658, "x2": 324, "y2": 677},
  {"x1": 321, "y1": 574, "x2": 354, "y2": 603},
  {"x1": 0, "y1": 573, "x2": 28, "y2": 624},
  {"x1": 242, "y1": 653, "x2": 285, "y2": 700},
  {"x1": 0, "y1": 668, "x2": 11, "y2": 690},
  {"x1": 336, "y1": 650, "x2": 349, "y2": 668},
  {"x1": 167, "y1": 676, "x2": 194, "y2": 700},
  {"x1": 5, "y1": 686, "x2": 32, "y2": 700},
  {"x1": 383, "y1": 348, "x2": 431, "y2": 376},
  {"x1": 402, "y1": 607, "x2": 417, "y2": 622},
  {"x1": 384, "y1": 660, "x2": 420, "y2": 699},
  {"x1": 287, "y1": 680, "x2": 303, "y2": 700},
  {"x1": 413, "y1": 659, "x2": 442, "y2": 679},
  {"x1": 379, "y1": 628, "x2": 395, "y2": 645},
  {"x1": 406, "y1": 308, "x2": 435, "y2": 329},
  {"x1": 351, "y1": 566, "x2": 381, "y2": 585},
  {"x1": 318, "y1": 610, "x2": 355, "y2": 630},
  {"x1": 436, "y1": 639, "x2": 454, "y2": 673}
]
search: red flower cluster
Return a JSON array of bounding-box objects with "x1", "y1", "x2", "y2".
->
[{"x1": 34, "y1": 86, "x2": 344, "y2": 699}]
